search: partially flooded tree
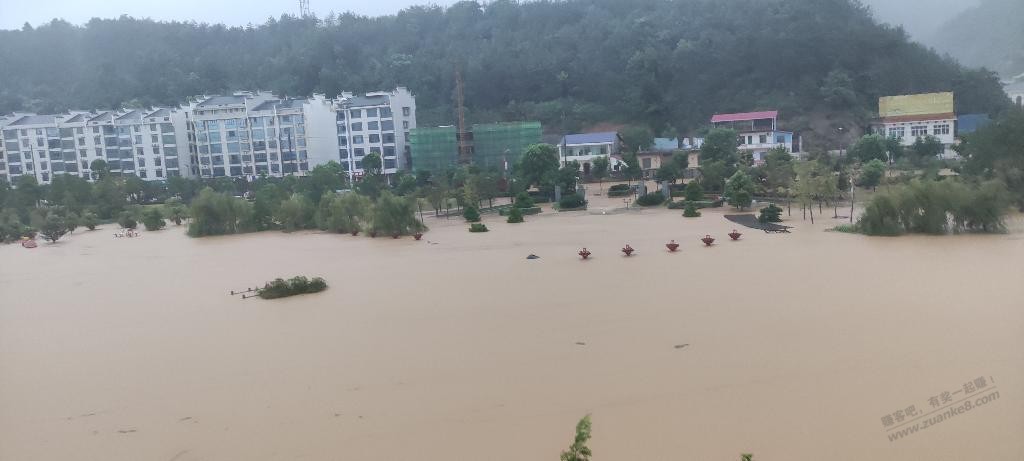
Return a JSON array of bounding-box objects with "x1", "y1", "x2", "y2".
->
[
  {"x1": 560, "y1": 415, "x2": 593, "y2": 461},
  {"x1": 40, "y1": 214, "x2": 69, "y2": 243}
]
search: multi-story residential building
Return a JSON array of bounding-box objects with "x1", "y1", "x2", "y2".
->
[
  {"x1": 710, "y1": 111, "x2": 796, "y2": 164},
  {"x1": 333, "y1": 87, "x2": 416, "y2": 180},
  {"x1": 0, "y1": 107, "x2": 193, "y2": 185},
  {"x1": 1, "y1": 88, "x2": 416, "y2": 184},
  {"x1": 872, "y1": 92, "x2": 956, "y2": 158},
  {"x1": 558, "y1": 132, "x2": 623, "y2": 175}
]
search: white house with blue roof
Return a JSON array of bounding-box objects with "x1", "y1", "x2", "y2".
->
[{"x1": 558, "y1": 131, "x2": 623, "y2": 175}]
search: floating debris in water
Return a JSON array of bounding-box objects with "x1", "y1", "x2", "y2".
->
[
  {"x1": 674, "y1": 344, "x2": 690, "y2": 349},
  {"x1": 526, "y1": 254, "x2": 540, "y2": 260},
  {"x1": 575, "y1": 341, "x2": 586, "y2": 346}
]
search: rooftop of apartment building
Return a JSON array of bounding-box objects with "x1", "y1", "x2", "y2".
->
[
  {"x1": 250, "y1": 99, "x2": 306, "y2": 112},
  {"x1": 7, "y1": 114, "x2": 59, "y2": 126}
]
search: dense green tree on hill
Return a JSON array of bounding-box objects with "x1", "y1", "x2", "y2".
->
[{"x1": 0, "y1": 0, "x2": 1008, "y2": 132}]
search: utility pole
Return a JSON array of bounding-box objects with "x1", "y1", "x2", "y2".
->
[{"x1": 299, "y1": 0, "x2": 311, "y2": 17}]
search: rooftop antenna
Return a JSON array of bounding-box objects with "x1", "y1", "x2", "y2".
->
[{"x1": 299, "y1": 0, "x2": 311, "y2": 17}]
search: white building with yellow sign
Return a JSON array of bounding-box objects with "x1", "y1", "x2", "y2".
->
[{"x1": 873, "y1": 92, "x2": 957, "y2": 158}]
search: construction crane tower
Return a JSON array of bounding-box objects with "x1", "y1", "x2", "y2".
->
[
  {"x1": 299, "y1": 0, "x2": 311, "y2": 17},
  {"x1": 455, "y1": 68, "x2": 473, "y2": 165}
]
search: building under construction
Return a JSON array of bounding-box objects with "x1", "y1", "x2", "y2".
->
[{"x1": 409, "y1": 121, "x2": 542, "y2": 172}]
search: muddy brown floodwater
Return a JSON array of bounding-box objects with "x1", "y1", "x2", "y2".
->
[{"x1": 2, "y1": 190, "x2": 1023, "y2": 461}]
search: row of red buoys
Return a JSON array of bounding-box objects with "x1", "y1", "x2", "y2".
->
[{"x1": 579, "y1": 230, "x2": 743, "y2": 259}]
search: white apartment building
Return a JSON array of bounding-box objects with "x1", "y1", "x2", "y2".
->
[
  {"x1": 333, "y1": 87, "x2": 417, "y2": 180},
  {"x1": 0, "y1": 108, "x2": 192, "y2": 185},
  {"x1": 1, "y1": 88, "x2": 417, "y2": 184}
]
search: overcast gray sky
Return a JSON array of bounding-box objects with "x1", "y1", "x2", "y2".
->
[
  {"x1": 0, "y1": 0, "x2": 979, "y2": 38},
  {"x1": 0, "y1": 0, "x2": 458, "y2": 30}
]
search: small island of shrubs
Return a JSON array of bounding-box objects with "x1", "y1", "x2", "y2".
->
[{"x1": 258, "y1": 276, "x2": 328, "y2": 299}]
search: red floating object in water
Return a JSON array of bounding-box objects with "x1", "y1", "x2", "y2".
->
[
  {"x1": 666, "y1": 240, "x2": 679, "y2": 252},
  {"x1": 621, "y1": 244, "x2": 635, "y2": 256},
  {"x1": 414, "y1": 232, "x2": 423, "y2": 241},
  {"x1": 578, "y1": 248, "x2": 592, "y2": 260},
  {"x1": 701, "y1": 235, "x2": 715, "y2": 246},
  {"x1": 729, "y1": 229, "x2": 742, "y2": 240}
]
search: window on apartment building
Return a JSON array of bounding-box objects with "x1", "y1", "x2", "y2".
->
[
  {"x1": 213, "y1": 167, "x2": 225, "y2": 177},
  {"x1": 888, "y1": 127, "x2": 905, "y2": 138},
  {"x1": 132, "y1": 125, "x2": 140, "y2": 133},
  {"x1": 41, "y1": 172, "x2": 49, "y2": 182},
  {"x1": 136, "y1": 147, "x2": 144, "y2": 156},
  {"x1": 154, "y1": 157, "x2": 162, "y2": 167},
  {"x1": 155, "y1": 169, "x2": 163, "y2": 178},
  {"x1": 384, "y1": 146, "x2": 396, "y2": 157},
  {"x1": 368, "y1": 121, "x2": 379, "y2": 131},
  {"x1": 383, "y1": 133, "x2": 395, "y2": 143},
  {"x1": 776, "y1": 135, "x2": 785, "y2": 144},
  {"x1": 23, "y1": 152, "x2": 31, "y2": 160},
  {"x1": 365, "y1": 108, "x2": 378, "y2": 118},
  {"x1": 229, "y1": 155, "x2": 241, "y2": 164},
  {"x1": 36, "y1": 138, "x2": 44, "y2": 147},
  {"x1": 40, "y1": 161, "x2": 48, "y2": 171},
  {"x1": 911, "y1": 126, "x2": 928, "y2": 137},
  {"x1": 350, "y1": 109, "x2": 362, "y2": 118},
  {"x1": 209, "y1": 132, "x2": 221, "y2": 143},
  {"x1": 351, "y1": 122, "x2": 363, "y2": 132},
  {"x1": 369, "y1": 134, "x2": 381, "y2": 143},
  {"x1": 138, "y1": 158, "x2": 146, "y2": 167},
  {"x1": 95, "y1": 148, "x2": 103, "y2": 156},
  {"x1": 81, "y1": 160, "x2": 88, "y2": 169},
  {"x1": 227, "y1": 143, "x2": 240, "y2": 153},
  {"x1": 210, "y1": 144, "x2": 223, "y2": 154},
  {"x1": 21, "y1": 139, "x2": 29, "y2": 148},
  {"x1": 338, "y1": 137, "x2": 347, "y2": 146},
  {"x1": 933, "y1": 124, "x2": 949, "y2": 135},
  {"x1": 402, "y1": 107, "x2": 410, "y2": 116},
  {"x1": 354, "y1": 148, "x2": 365, "y2": 157},
  {"x1": 759, "y1": 134, "x2": 767, "y2": 144},
  {"x1": 77, "y1": 137, "x2": 85, "y2": 146},
  {"x1": 402, "y1": 121, "x2": 409, "y2": 129},
  {"x1": 353, "y1": 135, "x2": 364, "y2": 144},
  {"x1": 75, "y1": 127, "x2": 83, "y2": 135},
  {"x1": 79, "y1": 150, "x2": 87, "y2": 158}
]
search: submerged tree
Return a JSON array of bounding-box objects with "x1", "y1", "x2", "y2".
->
[{"x1": 560, "y1": 415, "x2": 593, "y2": 461}]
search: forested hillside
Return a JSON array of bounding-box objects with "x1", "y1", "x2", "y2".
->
[
  {"x1": 927, "y1": 0, "x2": 1024, "y2": 78},
  {"x1": 0, "y1": 0, "x2": 1009, "y2": 136}
]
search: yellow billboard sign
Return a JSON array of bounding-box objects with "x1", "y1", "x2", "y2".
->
[{"x1": 879, "y1": 92, "x2": 954, "y2": 118}]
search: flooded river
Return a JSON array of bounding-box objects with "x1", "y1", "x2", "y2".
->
[{"x1": 2, "y1": 193, "x2": 1022, "y2": 460}]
